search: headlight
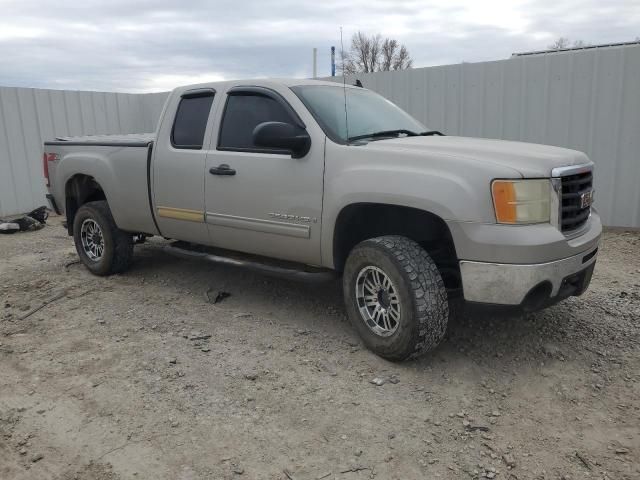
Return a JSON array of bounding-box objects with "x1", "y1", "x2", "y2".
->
[{"x1": 491, "y1": 179, "x2": 551, "y2": 224}]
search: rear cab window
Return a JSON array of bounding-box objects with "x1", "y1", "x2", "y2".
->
[{"x1": 171, "y1": 90, "x2": 215, "y2": 149}]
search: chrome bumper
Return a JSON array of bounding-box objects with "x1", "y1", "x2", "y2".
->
[{"x1": 460, "y1": 245, "x2": 599, "y2": 306}]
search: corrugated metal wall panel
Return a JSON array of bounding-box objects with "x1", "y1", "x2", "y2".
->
[
  {"x1": 617, "y1": 47, "x2": 640, "y2": 227},
  {"x1": 140, "y1": 92, "x2": 170, "y2": 132},
  {"x1": 16, "y1": 89, "x2": 44, "y2": 215},
  {"x1": 0, "y1": 87, "x2": 34, "y2": 216},
  {"x1": 0, "y1": 91, "x2": 18, "y2": 216},
  {"x1": 325, "y1": 44, "x2": 640, "y2": 227},
  {"x1": 0, "y1": 88, "x2": 168, "y2": 217}
]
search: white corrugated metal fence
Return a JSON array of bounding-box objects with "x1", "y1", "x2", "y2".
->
[{"x1": 0, "y1": 88, "x2": 167, "y2": 217}]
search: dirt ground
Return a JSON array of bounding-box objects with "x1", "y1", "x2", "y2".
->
[{"x1": 1, "y1": 216, "x2": 638, "y2": 480}]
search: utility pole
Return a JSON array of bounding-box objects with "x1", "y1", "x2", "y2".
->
[
  {"x1": 312, "y1": 48, "x2": 317, "y2": 78},
  {"x1": 331, "y1": 46, "x2": 336, "y2": 76}
]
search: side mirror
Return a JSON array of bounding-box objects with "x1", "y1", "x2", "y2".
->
[{"x1": 252, "y1": 122, "x2": 311, "y2": 159}]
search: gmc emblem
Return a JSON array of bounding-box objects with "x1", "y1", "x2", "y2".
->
[{"x1": 580, "y1": 190, "x2": 594, "y2": 209}]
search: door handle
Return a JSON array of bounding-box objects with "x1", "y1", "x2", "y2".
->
[{"x1": 209, "y1": 164, "x2": 236, "y2": 176}]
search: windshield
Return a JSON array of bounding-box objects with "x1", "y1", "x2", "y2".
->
[{"x1": 291, "y1": 85, "x2": 427, "y2": 144}]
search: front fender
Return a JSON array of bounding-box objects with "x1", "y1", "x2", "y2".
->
[{"x1": 320, "y1": 141, "x2": 520, "y2": 267}]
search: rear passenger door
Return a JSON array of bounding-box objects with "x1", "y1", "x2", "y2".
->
[
  {"x1": 153, "y1": 88, "x2": 217, "y2": 243},
  {"x1": 204, "y1": 86, "x2": 324, "y2": 265}
]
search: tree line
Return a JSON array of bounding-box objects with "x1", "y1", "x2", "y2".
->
[{"x1": 338, "y1": 32, "x2": 640, "y2": 75}]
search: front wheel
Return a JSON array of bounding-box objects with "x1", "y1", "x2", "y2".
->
[
  {"x1": 73, "y1": 201, "x2": 134, "y2": 276},
  {"x1": 343, "y1": 236, "x2": 448, "y2": 361}
]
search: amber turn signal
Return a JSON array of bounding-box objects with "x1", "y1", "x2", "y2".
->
[{"x1": 491, "y1": 179, "x2": 551, "y2": 224}]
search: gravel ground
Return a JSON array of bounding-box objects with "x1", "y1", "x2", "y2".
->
[{"x1": 1, "y1": 217, "x2": 638, "y2": 480}]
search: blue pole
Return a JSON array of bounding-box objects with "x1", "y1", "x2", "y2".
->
[{"x1": 331, "y1": 46, "x2": 336, "y2": 76}]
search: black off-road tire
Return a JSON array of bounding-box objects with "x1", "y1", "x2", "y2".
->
[
  {"x1": 343, "y1": 236, "x2": 448, "y2": 361},
  {"x1": 72, "y1": 201, "x2": 134, "y2": 276}
]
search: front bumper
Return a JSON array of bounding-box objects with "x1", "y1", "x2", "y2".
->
[
  {"x1": 447, "y1": 211, "x2": 602, "y2": 265},
  {"x1": 460, "y1": 244, "x2": 598, "y2": 307}
]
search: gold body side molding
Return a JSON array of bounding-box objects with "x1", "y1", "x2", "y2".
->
[{"x1": 157, "y1": 206, "x2": 205, "y2": 223}]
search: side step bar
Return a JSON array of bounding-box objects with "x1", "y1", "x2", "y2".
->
[{"x1": 163, "y1": 243, "x2": 337, "y2": 282}]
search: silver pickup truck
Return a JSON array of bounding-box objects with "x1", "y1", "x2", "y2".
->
[{"x1": 44, "y1": 79, "x2": 601, "y2": 360}]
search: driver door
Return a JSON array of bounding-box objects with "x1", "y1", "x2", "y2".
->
[{"x1": 204, "y1": 86, "x2": 324, "y2": 265}]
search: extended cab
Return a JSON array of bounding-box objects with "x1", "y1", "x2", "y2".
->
[{"x1": 44, "y1": 79, "x2": 601, "y2": 360}]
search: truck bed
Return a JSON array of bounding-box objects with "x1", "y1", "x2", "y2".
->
[
  {"x1": 44, "y1": 132, "x2": 158, "y2": 236},
  {"x1": 45, "y1": 132, "x2": 155, "y2": 146}
]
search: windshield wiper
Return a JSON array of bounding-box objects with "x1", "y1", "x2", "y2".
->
[
  {"x1": 348, "y1": 129, "x2": 420, "y2": 142},
  {"x1": 419, "y1": 130, "x2": 444, "y2": 136}
]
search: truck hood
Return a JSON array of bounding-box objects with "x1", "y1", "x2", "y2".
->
[{"x1": 361, "y1": 135, "x2": 591, "y2": 177}]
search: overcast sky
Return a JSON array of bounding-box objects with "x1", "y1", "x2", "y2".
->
[{"x1": 0, "y1": 0, "x2": 638, "y2": 92}]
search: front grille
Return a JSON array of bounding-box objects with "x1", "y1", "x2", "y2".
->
[{"x1": 560, "y1": 170, "x2": 593, "y2": 232}]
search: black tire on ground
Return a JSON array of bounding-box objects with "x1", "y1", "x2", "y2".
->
[
  {"x1": 72, "y1": 200, "x2": 134, "y2": 276},
  {"x1": 342, "y1": 235, "x2": 449, "y2": 361}
]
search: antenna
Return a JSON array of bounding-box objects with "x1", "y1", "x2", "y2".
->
[{"x1": 340, "y1": 27, "x2": 350, "y2": 142}]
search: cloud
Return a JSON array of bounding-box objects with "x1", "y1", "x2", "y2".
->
[{"x1": 0, "y1": 0, "x2": 638, "y2": 92}]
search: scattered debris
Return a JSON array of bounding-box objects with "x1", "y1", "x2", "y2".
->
[
  {"x1": 188, "y1": 333, "x2": 212, "y2": 341},
  {"x1": 575, "y1": 451, "x2": 592, "y2": 470},
  {"x1": 466, "y1": 425, "x2": 491, "y2": 432},
  {"x1": 339, "y1": 466, "x2": 370, "y2": 474},
  {"x1": 370, "y1": 377, "x2": 386, "y2": 386},
  {"x1": 31, "y1": 453, "x2": 44, "y2": 463},
  {"x1": 0, "y1": 222, "x2": 20, "y2": 234},
  {"x1": 0, "y1": 206, "x2": 49, "y2": 234},
  {"x1": 205, "y1": 288, "x2": 231, "y2": 304},
  {"x1": 26, "y1": 206, "x2": 49, "y2": 224}
]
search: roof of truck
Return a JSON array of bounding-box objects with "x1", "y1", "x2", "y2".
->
[
  {"x1": 44, "y1": 79, "x2": 356, "y2": 146},
  {"x1": 173, "y1": 77, "x2": 357, "y2": 94}
]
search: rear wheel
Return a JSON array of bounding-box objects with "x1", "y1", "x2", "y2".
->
[
  {"x1": 343, "y1": 235, "x2": 448, "y2": 361},
  {"x1": 73, "y1": 201, "x2": 133, "y2": 276}
]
